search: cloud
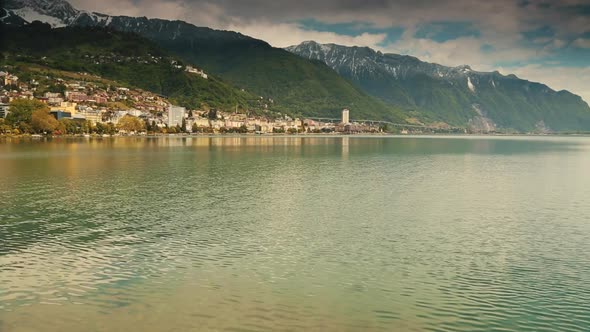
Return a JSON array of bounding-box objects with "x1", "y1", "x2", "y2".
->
[
  {"x1": 573, "y1": 38, "x2": 590, "y2": 48},
  {"x1": 68, "y1": 0, "x2": 590, "y2": 48},
  {"x1": 380, "y1": 33, "x2": 542, "y2": 71},
  {"x1": 226, "y1": 22, "x2": 387, "y2": 48},
  {"x1": 414, "y1": 21, "x2": 480, "y2": 42}
]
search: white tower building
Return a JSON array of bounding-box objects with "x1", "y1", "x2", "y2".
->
[
  {"x1": 342, "y1": 109, "x2": 350, "y2": 124},
  {"x1": 168, "y1": 105, "x2": 186, "y2": 127}
]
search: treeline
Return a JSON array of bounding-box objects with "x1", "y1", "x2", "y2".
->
[
  {"x1": 1, "y1": 99, "x2": 139, "y2": 135},
  {"x1": 0, "y1": 99, "x2": 122, "y2": 135},
  {"x1": 1, "y1": 99, "x2": 60, "y2": 135},
  {"x1": 0, "y1": 99, "x2": 213, "y2": 136}
]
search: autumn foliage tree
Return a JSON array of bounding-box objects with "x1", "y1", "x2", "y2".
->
[
  {"x1": 31, "y1": 108, "x2": 59, "y2": 133},
  {"x1": 117, "y1": 115, "x2": 145, "y2": 133},
  {"x1": 6, "y1": 99, "x2": 50, "y2": 134}
]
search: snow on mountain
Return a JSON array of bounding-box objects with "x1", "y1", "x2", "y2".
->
[
  {"x1": 286, "y1": 41, "x2": 510, "y2": 90},
  {"x1": 286, "y1": 40, "x2": 481, "y2": 81},
  {"x1": 2, "y1": 0, "x2": 82, "y2": 26},
  {"x1": 1, "y1": 0, "x2": 118, "y2": 28},
  {"x1": 11, "y1": 7, "x2": 66, "y2": 27},
  {"x1": 467, "y1": 76, "x2": 476, "y2": 92}
]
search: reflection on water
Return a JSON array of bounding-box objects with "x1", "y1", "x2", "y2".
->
[{"x1": 1, "y1": 136, "x2": 590, "y2": 331}]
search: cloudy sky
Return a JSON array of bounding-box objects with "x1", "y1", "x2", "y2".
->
[{"x1": 70, "y1": 0, "x2": 590, "y2": 102}]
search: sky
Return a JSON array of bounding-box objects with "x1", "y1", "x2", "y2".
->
[{"x1": 69, "y1": 0, "x2": 590, "y2": 102}]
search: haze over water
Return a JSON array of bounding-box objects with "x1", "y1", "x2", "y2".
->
[{"x1": 1, "y1": 136, "x2": 590, "y2": 331}]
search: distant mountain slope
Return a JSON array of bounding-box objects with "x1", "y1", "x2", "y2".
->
[
  {"x1": 1, "y1": 0, "x2": 407, "y2": 122},
  {"x1": 0, "y1": 22, "x2": 258, "y2": 111},
  {"x1": 286, "y1": 41, "x2": 590, "y2": 132}
]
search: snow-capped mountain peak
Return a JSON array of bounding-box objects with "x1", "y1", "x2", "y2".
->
[
  {"x1": 3, "y1": 0, "x2": 80, "y2": 27},
  {"x1": 286, "y1": 41, "x2": 495, "y2": 82}
]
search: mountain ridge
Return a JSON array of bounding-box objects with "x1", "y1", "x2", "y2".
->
[
  {"x1": 289, "y1": 40, "x2": 579, "y2": 95},
  {"x1": 286, "y1": 41, "x2": 590, "y2": 131}
]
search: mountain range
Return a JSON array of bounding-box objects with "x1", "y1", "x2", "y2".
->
[
  {"x1": 2, "y1": 0, "x2": 590, "y2": 131},
  {"x1": 286, "y1": 41, "x2": 590, "y2": 131}
]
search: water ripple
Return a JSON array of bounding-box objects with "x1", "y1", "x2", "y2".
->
[{"x1": 1, "y1": 136, "x2": 590, "y2": 331}]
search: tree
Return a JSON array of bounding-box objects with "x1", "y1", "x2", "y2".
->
[
  {"x1": 31, "y1": 109, "x2": 59, "y2": 134},
  {"x1": 6, "y1": 99, "x2": 49, "y2": 133},
  {"x1": 95, "y1": 122, "x2": 106, "y2": 135},
  {"x1": 106, "y1": 123, "x2": 116, "y2": 135},
  {"x1": 117, "y1": 115, "x2": 144, "y2": 133},
  {"x1": 181, "y1": 118, "x2": 186, "y2": 132},
  {"x1": 0, "y1": 119, "x2": 12, "y2": 134},
  {"x1": 81, "y1": 120, "x2": 92, "y2": 134},
  {"x1": 47, "y1": 83, "x2": 66, "y2": 95},
  {"x1": 207, "y1": 108, "x2": 218, "y2": 120},
  {"x1": 54, "y1": 120, "x2": 66, "y2": 135}
]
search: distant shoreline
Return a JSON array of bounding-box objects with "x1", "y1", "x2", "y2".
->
[{"x1": 2, "y1": 132, "x2": 590, "y2": 141}]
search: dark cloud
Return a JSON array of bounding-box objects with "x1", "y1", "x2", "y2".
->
[{"x1": 70, "y1": 0, "x2": 589, "y2": 36}]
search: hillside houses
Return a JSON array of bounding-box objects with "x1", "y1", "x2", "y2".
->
[
  {"x1": 0, "y1": 66, "x2": 384, "y2": 135},
  {"x1": 0, "y1": 71, "x2": 19, "y2": 86},
  {"x1": 185, "y1": 66, "x2": 208, "y2": 79}
]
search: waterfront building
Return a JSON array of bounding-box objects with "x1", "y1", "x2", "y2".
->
[
  {"x1": 0, "y1": 103, "x2": 9, "y2": 118},
  {"x1": 77, "y1": 110, "x2": 102, "y2": 125},
  {"x1": 193, "y1": 118, "x2": 211, "y2": 127},
  {"x1": 342, "y1": 109, "x2": 350, "y2": 124},
  {"x1": 49, "y1": 110, "x2": 72, "y2": 120},
  {"x1": 168, "y1": 105, "x2": 186, "y2": 127},
  {"x1": 50, "y1": 102, "x2": 78, "y2": 115}
]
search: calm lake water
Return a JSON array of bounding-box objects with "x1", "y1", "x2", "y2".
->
[{"x1": 1, "y1": 135, "x2": 590, "y2": 331}]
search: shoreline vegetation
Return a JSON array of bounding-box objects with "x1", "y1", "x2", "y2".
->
[{"x1": 3, "y1": 96, "x2": 589, "y2": 139}]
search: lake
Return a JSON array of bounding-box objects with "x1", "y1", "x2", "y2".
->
[{"x1": 1, "y1": 135, "x2": 589, "y2": 331}]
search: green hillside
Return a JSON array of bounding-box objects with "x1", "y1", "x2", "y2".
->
[
  {"x1": 0, "y1": 22, "x2": 259, "y2": 111},
  {"x1": 163, "y1": 41, "x2": 406, "y2": 121},
  {"x1": 1, "y1": 22, "x2": 407, "y2": 123},
  {"x1": 70, "y1": 17, "x2": 407, "y2": 122}
]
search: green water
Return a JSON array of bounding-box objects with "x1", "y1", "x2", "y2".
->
[{"x1": 1, "y1": 136, "x2": 589, "y2": 331}]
